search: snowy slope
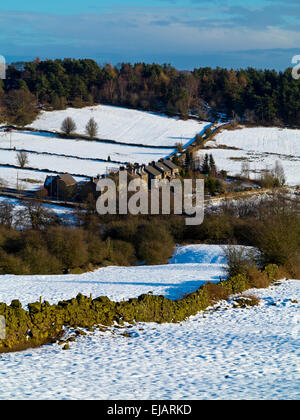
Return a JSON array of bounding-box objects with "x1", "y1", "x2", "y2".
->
[
  {"x1": 197, "y1": 148, "x2": 300, "y2": 186},
  {"x1": 28, "y1": 105, "x2": 209, "y2": 147},
  {"x1": 0, "y1": 149, "x2": 119, "y2": 179},
  {"x1": 0, "y1": 278, "x2": 299, "y2": 399},
  {"x1": 0, "y1": 245, "x2": 225, "y2": 305},
  {"x1": 0, "y1": 130, "x2": 174, "y2": 165},
  {"x1": 199, "y1": 126, "x2": 300, "y2": 186},
  {"x1": 214, "y1": 126, "x2": 300, "y2": 156},
  {"x1": 0, "y1": 245, "x2": 298, "y2": 400}
]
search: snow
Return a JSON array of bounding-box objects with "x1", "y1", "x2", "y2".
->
[
  {"x1": 0, "y1": 106, "x2": 209, "y2": 190},
  {"x1": 0, "y1": 244, "x2": 299, "y2": 400},
  {"x1": 0, "y1": 196, "x2": 75, "y2": 225},
  {"x1": 28, "y1": 105, "x2": 209, "y2": 147},
  {"x1": 0, "y1": 166, "x2": 86, "y2": 190},
  {"x1": 0, "y1": 245, "x2": 225, "y2": 306},
  {"x1": 201, "y1": 126, "x2": 300, "y2": 186},
  {"x1": 0, "y1": 149, "x2": 120, "y2": 180},
  {"x1": 198, "y1": 148, "x2": 300, "y2": 186},
  {"x1": 214, "y1": 127, "x2": 300, "y2": 156},
  {"x1": 0, "y1": 130, "x2": 174, "y2": 165}
]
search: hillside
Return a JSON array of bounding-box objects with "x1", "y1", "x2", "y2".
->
[
  {"x1": 199, "y1": 126, "x2": 300, "y2": 186},
  {"x1": 28, "y1": 105, "x2": 209, "y2": 147},
  {"x1": 0, "y1": 245, "x2": 298, "y2": 400}
]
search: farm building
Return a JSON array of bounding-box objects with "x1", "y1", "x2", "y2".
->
[{"x1": 44, "y1": 174, "x2": 77, "y2": 201}]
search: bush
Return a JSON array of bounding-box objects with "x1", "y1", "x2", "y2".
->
[
  {"x1": 222, "y1": 274, "x2": 249, "y2": 294},
  {"x1": 45, "y1": 227, "x2": 89, "y2": 270},
  {"x1": 233, "y1": 295, "x2": 261, "y2": 308},
  {"x1": 247, "y1": 266, "x2": 270, "y2": 289},
  {"x1": 256, "y1": 215, "x2": 300, "y2": 268},
  {"x1": 223, "y1": 245, "x2": 256, "y2": 279},
  {"x1": 202, "y1": 282, "x2": 230, "y2": 302},
  {"x1": 2, "y1": 89, "x2": 38, "y2": 126},
  {"x1": 19, "y1": 245, "x2": 62, "y2": 275},
  {"x1": 263, "y1": 264, "x2": 280, "y2": 282},
  {"x1": 136, "y1": 223, "x2": 175, "y2": 265},
  {"x1": 87, "y1": 235, "x2": 109, "y2": 266},
  {"x1": 111, "y1": 240, "x2": 137, "y2": 266},
  {"x1": 0, "y1": 250, "x2": 30, "y2": 275}
]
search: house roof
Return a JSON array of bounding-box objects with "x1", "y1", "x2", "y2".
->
[
  {"x1": 145, "y1": 165, "x2": 162, "y2": 177},
  {"x1": 154, "y1": 162, "x2": 171, "y2": 173},
  {"x1": 58, "y1": 174, "x2": 77, "y2": 186},
  {"x1": 163, "y1": 160, "x2": 179, "y2": 171}
]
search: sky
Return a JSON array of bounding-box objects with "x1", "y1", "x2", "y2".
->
[{"x1": 0, "y1": 0, "x2": 300, "y2": 70}]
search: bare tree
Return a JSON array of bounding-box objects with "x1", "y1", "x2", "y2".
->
[
  {"x1": 241, "y1": 161, "x2": 250, "y2": 179},
  {"x1": 15, "y1": 200, "x2": 60, "y2": 230},
  {"x1": 175, "y1": 142, "x2": 184, "y2": 153},
  {"x1": 274, "y1": 161, "x2": 286, "y2": 186},
  {"x1": 0, "y1": 201, "x2": 14, "y2": 228},
  {"x1": 85, "y1": 117, "x2": 98, "y2": 138},
  {"x1": 61, "y1": 117, "x2": 77, "y2": 135},
  {"x1": 16, "y1": 151, "x2": 29, "y2": 168}
]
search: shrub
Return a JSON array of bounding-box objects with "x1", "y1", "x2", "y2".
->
[
  {"x1": 45, "y1": 227, "x2": 89, "y2": 270},
  {"x1": 247, "y1": 266, "x2": 270, "y2": 289},
  {"x1": 223, "y1": 245, "x2": 256, "y2": 279},
  {"x1": 202, "y1": 282, "x2": 230, "y2": 302},
  {"x1": 256, "y1": 215, "x2": 300, "y2": 267},
  {"x1": 2, "y1": 89, "x2": 38, "y2": 126},
  {"x1": 263, "y1": 264, "x2": 280, "y2": 282},
  {"x1": 87, "y1": 235, "x2": 109, "y2": 266},
  {"x1": 222, "y1": 274, "x2": 249, "y2": 294},
  {"x1": 233, "y1": 295, "x2": 261, "y2": 308},
  {"x1": 19, "y1": 245, "x2": 62, "y2": 275},
  {"x1": 136, "y1": 223, "x2": 175, "y2": 265},
  {"x1": 137, "y1": 240, "x2": 173, "y2": 265},
  {"x1": 111, "y1": 240, "x2": 137, "y2": 266},
  {"x1": 0, "y1": 250, "x2": 30, "y2": 275}
]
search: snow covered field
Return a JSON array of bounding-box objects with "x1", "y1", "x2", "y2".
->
[
  {"x1": 214, "y1": 127, "x2": 300, "y2": 156},
  {"x1": 0, "y1": 245, "x2": 225, "y2": 305},
  {"x1": 1, "y1": 104, "x2": 207, "y2": 189},
  {"x1": 0, "y1": 244, "x2": 299, "y2": 400},
  {"x1": 201, "y1": 126, "x2": 300, "y2": 186},
  {"x1": 0, "y1": 130, "x2": 174, "y2": 165},
  {"x1": 28, "y1": 105, "x2": 209, "y2": 147},
  {"x1": 0, "y1": 148, "x2": 119, "y2": 180}
]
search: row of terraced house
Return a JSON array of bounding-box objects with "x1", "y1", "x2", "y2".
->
[{"x1": 43, "y1": 159, "x2": 180, "y2": 202}]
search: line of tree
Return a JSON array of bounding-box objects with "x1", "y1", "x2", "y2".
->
[
  {"x1": 0, "y1": 191, "x2": 298, "y2": 277},
  {"x1": 0, "y1": 58, "x2": 299, "y2": 126}
]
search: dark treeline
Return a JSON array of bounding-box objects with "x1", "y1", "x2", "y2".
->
[
  {"x1": 0, "y1": 58, "x2": 299, "y2": 126},
  {"x1": 0, "y1": 191, "x2": 299, "y2": 277}
]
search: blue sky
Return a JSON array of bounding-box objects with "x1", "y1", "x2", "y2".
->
[{"x1": 1, "y1": 0, "x2": 299, "y2": 69}]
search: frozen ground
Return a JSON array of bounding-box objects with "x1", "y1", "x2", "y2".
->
[
  {"x1": 0, "y1": 244, "x2": 299, "y2": 400},
  {"x1": 0, "y1": 149, "x2": 119, "y2": 180},
  {"x1": 0, "y1": 130, "x2": 174, "y2": 165},
  {"x1": 201, "y1": 126, "x2": 300, "y2": 186},
  {"x1": 28, "y1": 105, "x2": 209, "y2": 147},
  {"x1": 0, "y1": 166, "x2": 88, "y2": 190},
  {"x1": 0, "y1": 245, "x2": 225, "y2": 305},
  {"x1": 213, "y1": 126, "x2": 300, "y2": 156}
]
